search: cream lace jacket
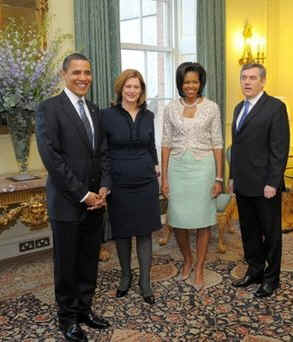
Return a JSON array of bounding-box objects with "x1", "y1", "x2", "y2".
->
[{"x1": 162, "y1": 98, "x2": 223, "y2": 159}]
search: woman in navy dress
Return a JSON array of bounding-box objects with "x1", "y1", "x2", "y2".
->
[{"x1": 102, "y1": 69, "x2": 161, "y2": 304}]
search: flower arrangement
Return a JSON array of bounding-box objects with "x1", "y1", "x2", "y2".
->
[
  {"x1": 0, "y1": 17, "x2": 71, "y2": 176},
  {"x1": 0, "y1": 17, "x2": 71, "y2": 115}
]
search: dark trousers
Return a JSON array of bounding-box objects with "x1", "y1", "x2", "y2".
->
[
  {"x1": 236, "y1": 192, "x2": 282, "y2": 285},
  {"x1": 51, "y1": 212, "x2": 104, "y2": 324},
  {"x1": 116, "y1": 234, "x2": 153, "y2": 297}
]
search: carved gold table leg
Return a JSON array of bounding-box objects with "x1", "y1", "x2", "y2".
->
[
  {"x1": 281, "y1": 192, "x2": 293, "y2": 232},
  {"x1": 226, "y1": 196, "x2": 236, "y2": 234},
  {"x1": 217, "y1": 212, "x2": 227, "y2": 253},
  {"x1": 159, "y1": 224, "x2": 173, "y2": 246},
  {"x1": 231, "y1": 196, "x2": 238, "y2": 230}
]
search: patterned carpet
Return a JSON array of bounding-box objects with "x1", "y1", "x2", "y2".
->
[{"x1": 0, "y1": 224, "x2": 293, "y2": 342}]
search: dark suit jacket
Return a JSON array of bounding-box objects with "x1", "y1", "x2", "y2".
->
[
  {"x1": 230, "y1": 92, "x2": 290, "y2": 196},
  {"x1": 36, "y1": 91, "x2": 111, "y2": 221}
]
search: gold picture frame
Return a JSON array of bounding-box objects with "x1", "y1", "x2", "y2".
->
[{"x1": 0, "y1": 0, "x2": 48, "y2": 28}]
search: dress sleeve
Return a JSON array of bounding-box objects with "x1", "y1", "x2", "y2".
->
[
  {"x1": 148, "y1": 112, "x2": 159, "y2": 165},
  {"x1": 162, "y1": 105, "x2": 172, "y2": 148},
  {"x1": 211, "y1": 103, "x2": 223, "y2": 149}
]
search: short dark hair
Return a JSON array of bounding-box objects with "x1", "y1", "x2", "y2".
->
[
  {"x1": 241, "y1": 63, "x2": 266, "y2": 80},
  {"x1": 176, "y1": 62, "x2": 206, "y2": 97},
  {"x1": 62, "y1": 53, "x2": 90, "y2": 71}
]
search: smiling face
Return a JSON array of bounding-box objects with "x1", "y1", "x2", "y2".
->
[
  {"x1": 182, "y1": 71, "x2": 200, "y2": 101},
  {"x1": 240, "y1": 67, "x2": 265, "y2": 99},
  {"x1": 121, "y1": 77, "x2": 142, "y2": 105},
  {"x1": 62, "y1": 59, "x2": 92, "y2": 97}
]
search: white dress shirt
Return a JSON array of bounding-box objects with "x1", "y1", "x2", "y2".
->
[
  {"x1": 236, "y1": 91, "x2": 264, "y2": 129},
  {"x1": 64, "y1": 87, "x2": 95, "y2": 135}
]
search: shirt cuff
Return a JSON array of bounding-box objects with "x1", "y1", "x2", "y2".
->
[{"x1": 80, "y1": 192, "x2": 90, "y2": 203}]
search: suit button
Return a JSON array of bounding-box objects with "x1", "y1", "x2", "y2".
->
[{"x1": 91, "y1": 178, "x2": 95, "y2": 182}]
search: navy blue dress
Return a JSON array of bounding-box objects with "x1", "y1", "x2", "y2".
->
[{"x1": 102, "y1": 104, "x2": 162, "y2": 238}]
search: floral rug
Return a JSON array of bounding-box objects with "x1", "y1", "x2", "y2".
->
[{"x1": 0, "y1": 225, "x2": 293, "y2": 341}]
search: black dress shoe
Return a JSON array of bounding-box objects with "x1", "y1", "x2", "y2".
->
[
  {"x1": 79, "y1": 311, "x2": 110, "y2": 329},
  {"x1": 143, "y1": 295, "x2": 155, "y2": 305},
  {"x1": 116, "y1": 288, "x2": 129, "y2": 297},
  {"x1": 60, "y1": 322, "x2": 88, "y2": 342},
  {"x1": 116, "y1": 275, "x2": 132, "y2": 298},
  {"x1": 232, "y1": 274, "x2": 263, "y2": 288},
  {"x1": 254, "y1": 282, "x2": 279, "y2": 298}
]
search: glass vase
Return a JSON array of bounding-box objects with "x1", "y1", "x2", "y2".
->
[{"x1": 6, "y1": 109, "x2": 34, "y2": 180}]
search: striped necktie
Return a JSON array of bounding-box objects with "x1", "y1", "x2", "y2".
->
[{"x1": 77, "y1": 99, "x2": 94, "y2": 148}]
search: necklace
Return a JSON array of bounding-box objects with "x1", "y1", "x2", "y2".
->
[{"x1": 181, "y1": 98, "x2": 200, "y2": 108}]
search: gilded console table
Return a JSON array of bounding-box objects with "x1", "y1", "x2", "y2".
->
[
  {"x1": 0, "y1": 171, "x2": 48, "y2": 229},
  {"x1": 0, "y1": 171, "x2": 110, "y2": 260}
]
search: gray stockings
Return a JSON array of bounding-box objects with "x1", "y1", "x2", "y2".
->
[{"x1": 115, "y1": 233, "x2": 153, "y2": 297}]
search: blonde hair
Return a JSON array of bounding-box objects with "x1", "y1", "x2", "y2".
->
[{"x1": 114, "y1": 69, "x2": 146, "y2": 107}]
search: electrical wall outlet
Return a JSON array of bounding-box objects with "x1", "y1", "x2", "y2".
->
[
  {"x1": 35, "y1": 237, "x2": 50, "y2": 249},
  {"x1": 19, "y1": 240, "x2": 35, "y2": 252}
]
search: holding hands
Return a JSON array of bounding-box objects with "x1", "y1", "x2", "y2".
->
[
  {"x1": 264, "y1": 185, "x2": 276, "y2": 199},
  {"x1": 85, "y1": 188, "x2": 109, "y2": 210}
]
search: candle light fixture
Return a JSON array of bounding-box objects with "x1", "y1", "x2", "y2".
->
[{"x1": 239, "y1": 22, "x2": 265, "y2": 65}]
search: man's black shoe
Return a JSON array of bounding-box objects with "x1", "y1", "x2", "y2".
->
[
  {"x1": 60, "y1": 322, "x2": 88, "y2": 342},
  {"x1": 232, "y1": 275, "x2": 263, "y2": 288},
  {"x1": 254, "y1": 282, "x2": 279, "y2": 298},
  {"x1": 79, "y1": 311, "x2": 110, "y2": 329}
]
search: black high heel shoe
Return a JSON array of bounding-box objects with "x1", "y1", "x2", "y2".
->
[
  {"x1": 143, "y1": 295, "x2": 155, "y2": 305},
  {"x1": 116, "y1": 275, "x2": 132, "y2": 298}
]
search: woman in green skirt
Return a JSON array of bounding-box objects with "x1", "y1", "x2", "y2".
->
[{"x1": 161, "y1": 62, "x2": 223, "y2": 289}]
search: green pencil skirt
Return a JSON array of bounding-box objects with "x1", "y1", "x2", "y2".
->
[{"x1": 168, "y1": 150, "x2": 216, "y2": 229}]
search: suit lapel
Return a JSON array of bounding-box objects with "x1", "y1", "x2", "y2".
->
[
  {"x1": 59, "y1": 91, "x2": 92, "y2": 151},
  {"x1": 232, "y1": 102, "x2": 243, "y2": 137},
  {"x1": 235, "y1": 92, "x2": 269, "y2": 135}
]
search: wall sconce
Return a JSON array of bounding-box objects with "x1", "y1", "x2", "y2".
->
[{"x1": 239, "y1": 22, "x2": 265, "y2": 65}]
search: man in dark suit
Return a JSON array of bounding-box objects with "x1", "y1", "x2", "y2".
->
[
  {"x1": 230, "y1": 63, "x2": 289, "y2": 298},
  {"x1": 36, "y1": 53, "x2": 111, "y2": 341}
]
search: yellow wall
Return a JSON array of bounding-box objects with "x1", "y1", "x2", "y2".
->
[
  {"x1": 226, "y1": 0, "x2": 293, "y2": 150},
  {"x1": 225, "y1": 0, "x2": 293, "y2": 181},
  {"x1": 0, "y1": 0, "x2": 74, "y2": 175},
  {"x1": 277, "y1": 0, "x2": 293, "y2": 149},
  {"x1": 226, "y1": 0, "x2": 268, "y2": 148}
]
